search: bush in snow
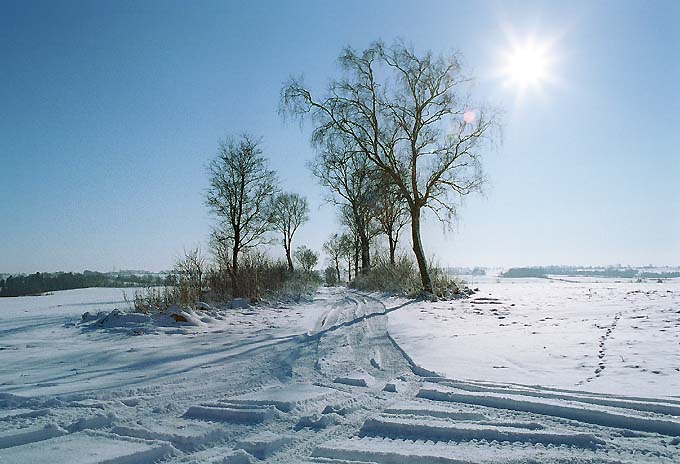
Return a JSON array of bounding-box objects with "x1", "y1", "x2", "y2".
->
[
  {"x1": 294, "y1": 246, "x2": 318, "y2": 274},
  {"x1": 131, "y1": 286, "x2": 181, "y2": 314},
  {"x1": 324, "y1": 266, "x2": 338, "y2": 286},
  {"x1": 173, "y1": 247, "x2": 206, "y2": 307},
  {"x1": 351, "y1": 252, "x2": 464, "y2": 298},
  {"x1": 350, "y1": 253, "x2": 420, "y2": 295},
  {"x1": 207, "y1": 250, "x2": 321, "y2": 303},
  {"x1": 131, "y1": 248, "x2": 206, "y2": 313}
]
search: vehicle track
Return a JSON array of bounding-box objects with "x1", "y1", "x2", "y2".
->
[{"x1": 2, "y1": 288, "x2": 679, "y2": 463}]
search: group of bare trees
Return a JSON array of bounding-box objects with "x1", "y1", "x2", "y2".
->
[
  {"x1": 133, "y1": 40, "x2": 495, "y2": 312},
  {"x1": 282, "y1": 40, "x2": 497, "y2": 294},
  {"x1": 205, "y1": 135, "x2": 314, "y2": 298},
  {"x1": 160, "y1": 39, "x2": 495, "y2": 307}
]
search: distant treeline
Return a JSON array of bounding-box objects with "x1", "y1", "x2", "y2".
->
[
  {"x1": 446, "y1": 267, "x2": 486, "y2": 276},
  {"x1": 0, "y1": 271, "x2": 172, "y2": 297},
  {"x1": 501, "y1": 266, "x2": 680, "y2": 279}
]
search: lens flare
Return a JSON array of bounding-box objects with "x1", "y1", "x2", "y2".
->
[{"x1": 498, "y1": 35, "x2": 556, "y2": 94}]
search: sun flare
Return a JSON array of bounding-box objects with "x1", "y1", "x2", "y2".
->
[{"x1": 500, "y1": 37, "x2": 554, "y2": 92}]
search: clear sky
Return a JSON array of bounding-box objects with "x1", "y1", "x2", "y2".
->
[{"x1": 1, "y1": 0, "x2": 678, "y2": 273}]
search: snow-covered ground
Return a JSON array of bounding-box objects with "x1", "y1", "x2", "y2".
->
[
  {"x1": 388, "y1": 277, "x2": 680, "y2": 398},
  {"x1": 1, "y1": 284, "x2": 679, "y2": 463}
]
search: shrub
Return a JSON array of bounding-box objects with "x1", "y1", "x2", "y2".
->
[
  {"x1": 324, "y1": 266, "x2": 338, "y2": 286},
  {"x1": 294, "y1": 246, "x2": 319, "y2": 273},
  {"x1": 173, "y1": 247, "x2": 206, "y2": 306},
  {"x1": 351, "y1": 253, "x2": 463, "y2": 298},
  {"x1": 234, "y1": 251, "x2": 289, "y2": 301},
  {"x1": 131, "y1": 286, "x2": 181, "y2": 313},
  {"x1": 131, "y1": 249, "x2": 323, "y2": 313},
  {"x1": 351, "y1": 253, "x2": 420, "y2": 295},
  {"x1": 275, "y1": 270, "x2": 322, "y2": 302},
  {"x1": 207, "y1": 250, "x2": 321, "y2": 303}
]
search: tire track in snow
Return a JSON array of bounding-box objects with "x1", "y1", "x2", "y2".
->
[{"x1": 4, "y1": 288, "x2": 680, "y2": 463}]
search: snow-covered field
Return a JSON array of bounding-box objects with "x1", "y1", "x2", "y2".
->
[
  {"x1": 388, "y1": 277, "x2": 680, "y2": 398},
  {"x1": 1, "y1": 282, "x2": 679, "y2": 463}
]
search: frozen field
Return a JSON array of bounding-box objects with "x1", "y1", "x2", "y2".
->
[
  {"x1": 388, "y1": 277, "x2": 680, "y2": 398},
  {"x1": 1, "y1": 283, "x2": 679, "y2": 463}
]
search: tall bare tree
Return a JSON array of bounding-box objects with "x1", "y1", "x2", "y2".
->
[
  {"x1": 206, "y1": 134, "x2": 278, "y2": 297},
  {"x1": 281, "y1": 41, "x2": 497, "y2": 294},
  {"x1": 270, "y1": 192, "x2": 309, "y2": 272},
  {"x1": 323, "y1": 233, "x2": 343, "y2": 282},
  {"x1": 371, "y1": 176, "x2": 410, "y2": 265},
  {"x1": 309, "y1": 133, "x2": 376, "y2": 273},
  {"x1": 338, "y1": 232, "x2": 355, "y2": 281}
]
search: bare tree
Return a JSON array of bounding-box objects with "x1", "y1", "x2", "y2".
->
[
  {"x1": 174, "y1": 247, "x2": 206, "y2": 305},
  {"x1": 270, "y1": 192, "x2": 309, "y2": 272},
  {"x1": 294, "y1": 246, "x2": 318, "y2": 273},
  {"x1": 281, "y1": 41, "x2": 497, "y2": 294},
  {"x1": 338, "y1": 232, "x2": 355, "y2": 281},
  {"x1": 371, "y1": 176, "x2": 410, "y2": 265},
  {"x1": 206, "y1": 134, "x2": 278, "y2": 297},
  {"x1": 323, "y1": 233, "x2": 343, "y2": 282},
  {"x1": 207, "y1": 229, "x2": 233, "y2": 297},
  {"x1": 338, "y1": 204, "x2": 371, "y2": 280},
  {"x1": 309, "y1": 133, "x2": 376, "y2": 273}
]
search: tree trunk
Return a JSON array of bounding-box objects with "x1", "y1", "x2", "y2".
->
[
  {"x1": 335, "y1": 258, "x2": 341, "y2": 282},
  {"x1": 353, "y1": 246, "x2": 359, "y2": 280},
  {"x1": 285, "y1": 244, "x2": 294, "y2": 272},
  {"x1": 410, "y1": 207, "x2": 433, "y2": 294},
  {"x1": 360, "y1": 231, "x2": 370, "y2": 274},
  {"x1": 354, "y1": 209, "x2": 371, "y2": 274},
  {"x1": 388, "y1": 235, "x2": 396, "y2": 266},
  {"x1": 231, "y1": 243, "x2": 240, "y2": 298}
]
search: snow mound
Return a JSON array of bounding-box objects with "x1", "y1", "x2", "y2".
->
[
  {"x1": 111, "y1": 423, "x2": 226, "y2": 452},
  {"x1": 222, "y1": 449, "x2": 256, "y2": 464},
  {"x1": 0, "y1": 408, "x2": 51, "y2": 421},
  {"x1": 295, "y1": 412, "x2": 344, "y2": 430},
  {"x1": 417, "y1": 387, "x2": 680, "y2": 436},
  {"x1": 359, "y1": 416, "x2": 605, "y2": 449},
  {"x1": 0, "y1": 423, "x2": 67, "y2": 449},
  {"x1": 183, "y1": 405, "x2": 278, "y2": 424},
  {"x1": 0, "y1": 431, "x2": 174, "y2": 464},
  {"x1": 382, "y1": 405, "x2": 487, "y2": 421},
  {"x1": 67, "y1": 413, "x2": 117, "y2": 433},
  {"x1": 334, "y1": 376, "x2": 368, "y2": 387},
  {"x1": 313, "y1": 436, "x2": 612, "y2": 464},
  {"x1": 235, "y1": 431, "x2": 292, "y2": 459},
  {"x1": 225, "y1": 383, "x2": 338, "y2": 412},
  {"x1": 79, "y1": 306, "x2": 212, "y2": 335}
]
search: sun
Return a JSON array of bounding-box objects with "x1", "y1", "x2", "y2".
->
[{"x1": 500, "y1": 37, "x2": 555, "y2": 92}]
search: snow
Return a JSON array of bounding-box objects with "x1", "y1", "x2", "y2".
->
[
  {"x1": 227, "y1": 383, "x2": 338, "y2": 412},
  {"x1": 387, "y1": 277, "x2": 680, "y2": 398},
  {"x1": 235, "y1": 431, "x2": 293, "y2": 459},
  {"x1": 183, "y1": 405, "x2": 279, "y2": 423},
  {"x1": 111, "y1": 423, "x2": 226, "y2": 452},
  {"x1": 0, "y1": 431, "x2": 174, "y2": 464},
  {"x1": 0, "y1": 287, "x2": 328, "y2": 397},
  {"x1": 333, "y1": 376, "x2": 369, "y2": 387},
  {"x1": 359, "y1": 416, "x2": 607, "y2": 449},
  {"x1": 417, "y1": 385, "x2": 680, "y2": 436},
  {"x1": 1, "y1": 284, "x2": 679, "y2": 462},
  {"x1": 312, "y1": 436, "x2": 612, "y2": 464},
  {"x1": 0, "y1": 423, "x2": 67, "y2": 449}
]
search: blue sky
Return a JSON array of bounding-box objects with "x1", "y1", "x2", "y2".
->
[{"x1": 1, "y1": 0, "x2": 678, "y2": 273}]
